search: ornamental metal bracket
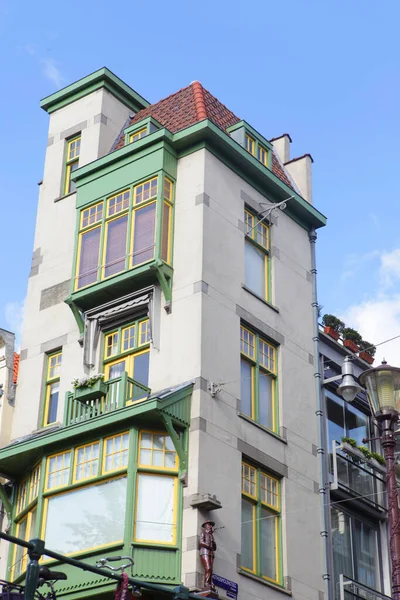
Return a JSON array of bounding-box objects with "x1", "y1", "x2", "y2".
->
[
  {"x1": 247, "y1": 196, "x2": 293, "y2": 234},
  {"x1": 207, "y1": 381, "x2": 221, "y2": 398},
  {"x1": 160, "y1": 413, "x2": 187, "y2": 473},
  {"x1": 0, "y1": 484, "x2": 12, "y2": 526}
]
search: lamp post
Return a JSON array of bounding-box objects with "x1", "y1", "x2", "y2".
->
[{"x1": 359, "y1": 361, "x2": 400, "y2": 600}]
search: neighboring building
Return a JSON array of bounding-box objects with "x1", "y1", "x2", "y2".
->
[
  {"x1": 320, "y1": 329, "x2": 391, "y2": 600},
  {"x1": 0, "y1": 329, "x2": 18, "y2": 448},
  {"x1": 0, "y1": 68, "x2": 328, "y2": 600}
]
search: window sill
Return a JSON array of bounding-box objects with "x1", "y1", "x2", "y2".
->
[
  {"x1": 238, "y1": 413, "x2": 287, "y2": 444},
  {"x1": 242, "y1": 286, "x2": 279, "y2": 313},
  {"x1": 54, "y1": 190, "x2": 76, "y2": 203},
  {"x1": 238, "y1": 570, "x2": 292, "y2": 596}
]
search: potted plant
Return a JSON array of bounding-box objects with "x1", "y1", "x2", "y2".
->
[
  {"x1": 341, "y1": 327, "x2": 362, "y2": 353},
  {"x1": 358, "y1": 340, "x2": 376, "y2": 365},
  {"x1": 72, "y1": 373, "x2": 107, "y2": 403},
  {"x1": 321, "y1": 314, "x2": 344, "y2": 341}
]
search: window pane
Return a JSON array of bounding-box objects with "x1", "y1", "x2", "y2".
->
[
  {"x1": 108, "y1": 361, "x2": 126, "y2": 380},
  {"x1": 346, "y1": 403, "x2": 369, "y2": 447},
  {"x1": 104, "y1": 215, "x2": 128, "y2": 277},
  {"x1": 241, "y1": 359, "x2": 252, "y2": 418},
  {"x1": 161, "y1": 202, "x2": 171, "y2": 262},
  {"x1": 45, "y1": 477, "x2": 127, "y2": 554},
  {"x1": 260, "y1": 508, "x2": 278, "y2": 581},
  {"x1": 47, "y1": 382, "x2": 59, "y2": 424},
  {"x1": 245, "y1": 241, "x2": 265, "y2": 298},
  {"x1": 331, "y1": 509, "x2": 354, "y2": 582},
  {"x1": 135, "y1": 474, "x2": 175, "y2": 543},
  {"x1": 353, "y1": 518, "x2": 379, "y2": 590},
  {"x1": 133, "y1": 352, "x2": 149, "y2": 387},
  {"x1": 132, "y1": 203, "x2": 156, "y2": 266},
  {"x1": 259, "y1": 372, "x2": 273, "y2": 430},
  {"x1": 327, "y1": 393, "x2": 345, "y2": 448},
  {"x1": 15, "y1": 517, "x2": 28, "y2": 577},
  {"x1": 78, "y1": 227, "x2": 100, "y2": 288},
  {"x1": 241, "y1": 498, "x2": 254, "y2": 571}
]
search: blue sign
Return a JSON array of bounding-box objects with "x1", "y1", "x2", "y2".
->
[{"x1": 212, "y1": 574, "x2": 238, "y2": 599}]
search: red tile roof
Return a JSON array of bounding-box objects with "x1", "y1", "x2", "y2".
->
[
  {"x1": 112, "y1": 81, "x2": 294, "y2": 189},
  {"x1": 13, "y1": 352, "x2": 19, "y2": 385}
]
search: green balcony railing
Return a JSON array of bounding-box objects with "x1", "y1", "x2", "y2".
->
[{"x1": 64, "y1": 372, "x2": 151, "y2": 426}]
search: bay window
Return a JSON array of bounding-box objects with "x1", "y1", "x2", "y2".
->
[
  {"x1": 74, "y1": 175, "x2": 174, "y2": 291},
  {"x1": 11, "y1": 428, "x2": 181, "y2": 580}
]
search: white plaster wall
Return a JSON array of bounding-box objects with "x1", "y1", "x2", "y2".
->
[
  {"x1": 12, "y1": 89, "x2": 134, "y2": 441},
  {"x1": 177, "y1": 149, "x2": 323, "y2": 600}
]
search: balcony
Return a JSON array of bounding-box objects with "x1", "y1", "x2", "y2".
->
[
  {"x1": 63, "y1": 372, "x2": 150, "y2": 426},
  {"x1": 339, "y1": 575, "x2": 391, "y2": 600},
  {"x1": 331, "y1": 441, "x2": 386, "y2": 512}
]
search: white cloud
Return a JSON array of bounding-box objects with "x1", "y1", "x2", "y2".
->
[
  {"x1": 41, "y1": 58, "x2": 65, "y2": 89},
  {"x1": 340, "y1": 247, "x2": 400, "y2": 366},
  {"x1": 4, "y1": 299, "x2": 25, "y2": 349}
]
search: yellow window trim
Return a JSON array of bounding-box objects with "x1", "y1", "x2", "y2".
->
[
  {"x1": 73, "y1": 441, "x2": 101, "y2": 483},
  {"x1": 138, "y1": 430, "x2": 178, "y2": 471},
  {"x1": 129, "y1": 128, "x2": 147, "y2": 143},
  {"x1": 104, "y1": 318, "x2": 150, "y2": 361},
  {"x1": 162, "y1": 200, "x2": 173, "y2": 264},
  {"x1": 129, "y1": 199, "x2": 157, "y2": 269},
  {"x1": 44, "y1": 450, "x2": 71, "y2": 492},
  {"x1": 244, "y1": 209, "x2": 269, "y2": 250},
  {"x1": 241, "y1": 461, "x2": 257, "y2": 499},
  {"x1": 245, "y1": 134, "x2": 255, "y2": 156},
  {"x1": 101, "y1": 212, "x2": 129, "y2": 280},
  {"x1": 133, "y1": 177, "x2": 158, "y2": 204},
  {"x1": 102, "y1": 432, "x2": 130, "y2": 475},
  {"x1": 29, "y1": 464, "x2": 41, "y2": 503},
  {"x1": 47, "y1": 351, "x2": 62, "y2": 381},
  {"x1": 106, "y1": 189, "x2": 130, "y2": 218},
  {"x1": 260, "y1": 470, "x2": 280, "y2": 510},
  {"x1": 74, "y1": 224, "x2": 101, "y2": 291},
  {"x1": 80, "y1": 202, "x2": 103, "y2": 230},
  {"x1": 133, "y1": 472, "x2": 178, "y2": 545},
  {"x1": 240, "y1": 325, "x2": 256, "y2": 361},
  {"x1": 12, "y1": 507, "x2": 37, "y2": 579}
]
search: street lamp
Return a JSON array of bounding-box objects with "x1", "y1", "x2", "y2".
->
[
  {"x1": 359, "y1": 361, "x2": 400, "y2": 600},
  {"x1": 323, "y1": 357, "x2": 363, "y2": 402}
]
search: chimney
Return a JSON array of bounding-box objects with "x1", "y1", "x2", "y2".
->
[
  {"x1": 284, "y1": 154, "x2": 314, "y2": 204},
  {"x1": 270, "y1": 134, "x2": 292, "y2": 164}
]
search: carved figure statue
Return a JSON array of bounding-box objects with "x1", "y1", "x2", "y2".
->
[{"x1": 199, "y1": 520, "x2": 217, "y2": 590}]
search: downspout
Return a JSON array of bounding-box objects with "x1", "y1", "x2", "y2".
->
[{"x1": 309, "y1": 227, "x2": 334, "y2": 600}]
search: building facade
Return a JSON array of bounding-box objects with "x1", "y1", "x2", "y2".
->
[
  {"x1": 0, "y1": 69, "x2": 328, "y2": 600},
  {"x1": 320, "y1": 330, "x2": 391, "y2": 600}
]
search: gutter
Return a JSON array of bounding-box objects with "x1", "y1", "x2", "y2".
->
[{"x1": 309, "y1": 227, "x2": 334, "y2": 600}]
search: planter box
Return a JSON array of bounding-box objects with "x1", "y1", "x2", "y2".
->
[
  {"x1": 73, "y1": 380, "x2": 107, "y2": 403},
  {"x1": 359, "y1": 350, "x2": 374, "y2": 365},
  {"x1": 324, "y1": 326, "x2": 340, "y2": 341},
  {"x1": 340, "y1": 442, "x2": 386, "y2": 474},
  {"x1": 343, "y1": 339, "x2": 359, "y2": 353}
]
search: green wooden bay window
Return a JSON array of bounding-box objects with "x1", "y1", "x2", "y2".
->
[
  {"x1": 10, "y1": 428, "x2": 182, "y2": 580},
  {"x1": 74, "y1": 174, "x2": 174, "y2": 291}
]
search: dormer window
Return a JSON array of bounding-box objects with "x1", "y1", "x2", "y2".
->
[
  {"x1": 257, "y1": 145, "x2": 268, "y2": 166},
  {"x1": 228, "y1": 122, "x2": 272, "y2": 170},
  {"x1": 129, "y1": 128, "x2": 147, "y2": 143}
]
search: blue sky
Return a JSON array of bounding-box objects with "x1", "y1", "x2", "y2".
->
[{"x1": 1, "y1": 0, "x2": 400, "y2": 361}]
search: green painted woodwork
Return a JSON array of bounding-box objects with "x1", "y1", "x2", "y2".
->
[
  {"x1": 0, "y1": 483, "x2": 12, "y2": 521},
  {"x1": 124, "y1": 116, "x2": 163, "y2": 145},
  {"x1": 40, "y1": 67, "x2": 149, "y2": 114},
  {"x1": 227, "y1": 120, "x2": 273, "y2": 151},
  {"x1": 133, "y1": 547, "x2": 180, "y2": 582},
  {"x1": 0, "y1": 384, "x2": 193, "y2": 479},
  {"x1": 160, "y1": 414, "x2": 186, "y2": 473}
]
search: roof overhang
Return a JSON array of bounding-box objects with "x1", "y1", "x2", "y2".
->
[{"x1": 40, "y1": 67, "x2": 150, "y2": 114}]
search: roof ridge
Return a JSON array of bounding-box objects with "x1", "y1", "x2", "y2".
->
[{"x1": 192, "y1": 81, "x2": 207, "y2": 121}]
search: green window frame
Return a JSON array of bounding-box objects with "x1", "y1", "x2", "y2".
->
[
  {"x1": 74, "y1": 174, "x2": 174, "y2": 291},
  {"x1": 42, "y1": 351, "x2": 62, "y2": 427},
  {"x1": 10, "y1": 428, "x2": 180, "y2": 579},
  {"x1": 240, "y1": 324, "x2": 278, "y2": 432},
  {"x1": 103, "y1": 317, "x2": 151, "y2": 403},
  {"x1": 12, "y1": 462, "x2": 42, "y2": 580},
  {"x1": 241, "y1": 462, "x2": 282, "y2": 585},
  {"x1": 64, "y1": 135, "x2": 81, "y2": 195},
  {"x1": 244, "y1": 208, "x2": 270, "y2": 301}
]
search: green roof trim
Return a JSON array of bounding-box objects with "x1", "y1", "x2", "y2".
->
[
  {"x1": 40, "y1": 67, "x2": 150, "y2": 114},
  {"x1": 0, "y1": 383, "x2": 193, "y2": 479},
  {"x1": 227, "y1": 120, "x2": 273, "y2": 150}
]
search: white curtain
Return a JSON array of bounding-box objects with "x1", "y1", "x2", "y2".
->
[{"x1": 135, "y1": 474, "x2": 175, "y2": 543}]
